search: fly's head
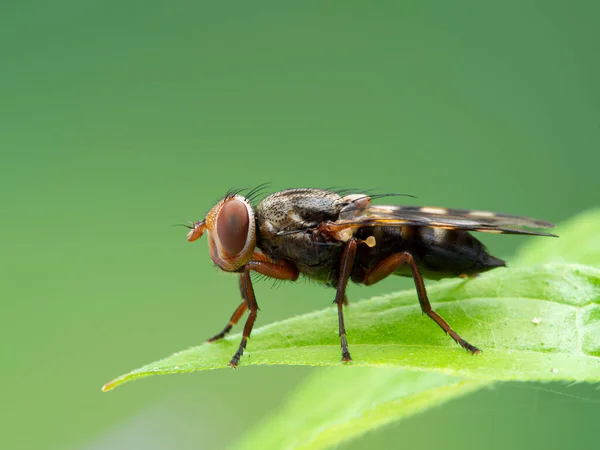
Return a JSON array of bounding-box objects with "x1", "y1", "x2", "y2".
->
[{"x1": 187, "y1": 195, "x2": 256, "y2": 272}]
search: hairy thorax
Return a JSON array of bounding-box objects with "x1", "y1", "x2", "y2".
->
[{"x1": 255, "y1": 189, "x2": 345, "y2": 284}]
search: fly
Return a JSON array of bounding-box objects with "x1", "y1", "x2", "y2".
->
[{"x1": 186, "y1": 188, "x2": 556, "y2": 367}]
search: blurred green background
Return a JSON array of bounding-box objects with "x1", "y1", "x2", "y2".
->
[{"x1": 2, "y1": 1, "x2": 599, "y2": 449}]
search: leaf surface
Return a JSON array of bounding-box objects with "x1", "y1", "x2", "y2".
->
[
  {"x1": 233, "y1": 369, "x2": 485, "y2": 450},
  {"x1": 103, "y1": 263, "x2": 600, "y2": 392},
  {"x1": 231, "y1": 207, "x2": 600, "y2": 450}
]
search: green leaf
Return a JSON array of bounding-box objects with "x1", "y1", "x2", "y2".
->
[
  {"x1": 103, "y1": 263, "x2": 600, "y2": 392},
  {"x1": 515, "y1": 208, "x2": 600, "y2": 267},
  {"x1": 104, "y1": 207, "x2": 600, "y2": 450},
  {"x1": 233, "y1": 207, "x2": 600, "y2": 450},
  {"x1": 232, "y1": 369, "x2": 486, "y2": 450}
]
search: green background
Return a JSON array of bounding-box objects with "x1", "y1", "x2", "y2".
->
[{"x1": 2, "y1": 1, "x2": 599, "y2": 449}]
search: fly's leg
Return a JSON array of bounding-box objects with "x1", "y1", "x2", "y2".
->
[
  {"x1": 334, "y1": 238, "x2": 358, "y2": 362},
  {"x1": 362, "y1": 251, "x2": 481, "y2": 354},
  {"x1": 229, "y1": 269, "x2": 258, "y2": 368},
  {"x1": 229, "y1": 260, "x2": 299, "y2": 368},
  {"x1": 207, "y1": 277, "x2": 248, "y2": 342}
]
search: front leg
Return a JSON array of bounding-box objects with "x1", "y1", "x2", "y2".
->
[
  {"x1": 229, "y1": 258, "x2": 299, "y2": 367},
  {"x1": 207, "y1": 276, "x2": 248, "y2": 342}
]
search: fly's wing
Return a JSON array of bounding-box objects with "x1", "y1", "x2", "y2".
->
[{"x1": 327, "y1": 204, "x2": 557, "y2": 237}]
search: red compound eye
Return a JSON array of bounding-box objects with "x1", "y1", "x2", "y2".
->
[{"x1": 216, "y1": 199, "x2": 250, "y2": 256}]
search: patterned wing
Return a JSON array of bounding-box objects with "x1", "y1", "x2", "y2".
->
[{"x1": 330, "y1": 204, "x2": 557, "y2": 237}]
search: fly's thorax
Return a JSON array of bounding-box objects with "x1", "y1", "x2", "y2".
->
[
  {"x1": 254, "y1": 189, "x2": 351, "y2": 282},
  {"x1": 256, "y1": 189, "x2": 343, "y2": 236},
  {"x1": 256, "y1": 188, "x2": 372, "y2": 240}
]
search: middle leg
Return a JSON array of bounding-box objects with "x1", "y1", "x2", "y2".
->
[{"x1": 334, "y1": 238, "x2": 358, "y2": 362}]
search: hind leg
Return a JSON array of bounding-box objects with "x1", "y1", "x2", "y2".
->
[{"x1": 362, "y1": 252, "x2": 480, "y2": 354}]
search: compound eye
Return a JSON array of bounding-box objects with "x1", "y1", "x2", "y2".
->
[{"x1": 216, "y1": 199, "x2": 250, "y2": 256}]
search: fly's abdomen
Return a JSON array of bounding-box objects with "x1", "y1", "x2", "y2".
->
[
  {"x1": 355, "y1": 226, "x2": 505, "y2": 281},
  {"x1": 411, "y1": 228, "x2": 505, "y2": 279}
]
